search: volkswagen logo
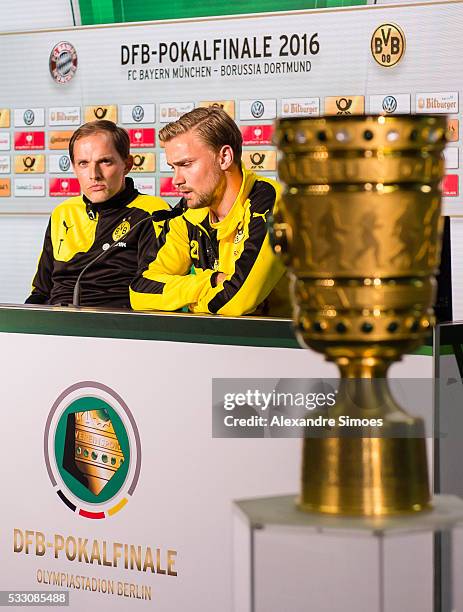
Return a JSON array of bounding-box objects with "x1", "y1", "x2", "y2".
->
[
  {"x1": 382, "y1": 96, "x2": 398, "y2": 114},
  {"x1": 251, "y1": 101, "x2": 265, "y2": 119},
  {"x1": 59, "y1": 155, "x2": 71, "y2": 172},
  {"x1": 132, "y1": 106, "x2": 145, "y2": 122},
  {"x1": 23, "y1": 110, "x2": 35, "y2": 126}
]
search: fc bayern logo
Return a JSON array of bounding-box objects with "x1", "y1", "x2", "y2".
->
[
  {"x1": 251, "y1": 101, "x2": 265, "y2": 119},
  {"x1": 49, "y1": 41, "x2": 78, "y2": 84},
  {"x1": 44, "y1": 382, "x2": 141, "y2": 519},
  {"x1": 382, "y1": 95, "x2": 398, "y2": 113}
]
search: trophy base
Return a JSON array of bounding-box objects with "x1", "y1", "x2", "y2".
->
[{"x1": 298, "y1": 436, "x2": 431, "y2": 516}]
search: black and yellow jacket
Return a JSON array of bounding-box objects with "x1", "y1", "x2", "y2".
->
[
  {"x1": 130, "y1": 168, "x2": 289, "y2": 316},
  {"x1": 26, "y1": 178, "x2": 169, "y2": 308}
]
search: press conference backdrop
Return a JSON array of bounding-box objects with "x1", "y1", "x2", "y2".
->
[{"x1": 1, "y1": 0, "x2": 463, "y2": 306}]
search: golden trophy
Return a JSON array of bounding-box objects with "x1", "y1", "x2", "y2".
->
[
  {"x1": 272, "y1": 115, "x2": 446, "y2": 516},
  {"x1": 73, "y1": 409, "x2": 125, "y2": 495}
]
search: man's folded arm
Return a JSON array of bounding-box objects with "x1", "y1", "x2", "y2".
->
[
  {"x1": 191, "y1": 226, "x2": 285, "y2": 317},
  {"x1": 25, "y1": 219, "x2": 54, "y2": 304},
  {"x1": 130, "y1": 216, "x2": 214, "y2": 311}
]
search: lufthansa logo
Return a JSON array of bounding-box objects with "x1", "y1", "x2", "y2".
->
[
  {"x1": 382, "y1": 95, "x2": 398, "y2": 114},
  {"x1": 59, "y1": 155, "x2": 71, "y2": 172},
  {"x1": 112, "y1": 220, "x2": 130, "y2": 242},
  {"x1": 132, "y1": 105, "x2": 145, "y2": 122},
  {"x1": 336, "y1": 98, "x2": 353, "y2": 115},
  {"x1": 23, "y1": 110, "x2": 35, "y2": 126},
  {"x1": 251, "y1": 101, "x2": 265, "y2": 119},
  {"x1": 371, "y1": 23, "x2": 406, "y2": 68},
  {"x1": 94, "y1": 107, "x2": 108, "y2": 119}
]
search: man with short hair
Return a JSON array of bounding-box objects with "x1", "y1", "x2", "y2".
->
[
  {"x1": 26, "y1": 120, "x2": 169, "y2": 307},
  {"x1": 130, "y1": 106, "x2": 288, "y2": 316}
]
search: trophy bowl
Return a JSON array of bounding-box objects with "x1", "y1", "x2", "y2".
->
[{"x1": 272, "y1": 115, "x2": 447, "y2": 516}]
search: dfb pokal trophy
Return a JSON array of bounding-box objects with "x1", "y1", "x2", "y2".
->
[{"x1": 272, "y1": 115, "x2": 447, "y2": 516}]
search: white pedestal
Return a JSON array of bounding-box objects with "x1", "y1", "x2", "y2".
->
[{"x1": 233, "y1": 495, "x2": 463, "y2": 612}]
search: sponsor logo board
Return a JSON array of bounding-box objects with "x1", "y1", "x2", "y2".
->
[
  {"x1": 240, "y1": 99, "x2": 277, "y2": 120},
  {"x1": 0, "y1": 156, "x2": 10, "y2": 174},
  {"x1": 14, "y1": 108, "x2": 45, "y2": 127},
  {"x1": 131, "y1": 153, "x2": 155, "y2": 173},
  {"x1": 49, "y1": 154, "x2": 72, "y2": 173},
  {"x1": 371, "y1": 23, "x2": 406, "y2": 68},
  {"x1": 159, "y1": 152, "x2": 170, "y2": 173},
  {"x1": 48, "y1": 107, "x2": 81, "y2": 126},
  {"x1": 133, "y1": 177, "x2": 156, "y2": 196},
  {"x1": 444, "y1": 148, "x2": 459, "y2": 169},
  {"x1": 369, "y1": 94, "x2": 411, "y2": 114},
  {"x1": 198, "y1": 100, "x2": 235, "y2": 118},
  {"x1": 0, "y1": 109, "x2": 10, "y2": 128},
  {"x1": 0, "y1": 178, "x2": 10, "y2": 196},
  {"x1": 160, "y1": 177, "x2": 181, "y2": 197},
  {"x1": 416, "y1": 92, "x2": 458, "y2": 114},
  {"x1": 447, "y1": 119, "x2": 459, "y2": 142},
  {"x1": 240, "y1": 125, "x2": 274, "y2": 146},
  {"x1": 0, "y1": 133, "x2": 10, "y2": 151},
  {"x1": 84, "y1": 105, "x2": 118, "y2": 122},
  {"x1": 14, "y1": 178, "x2": 45, "y2": 197},
  {"x1": 14, "y1": 131, "x2": 45, "y2": 150},
  {"x1": 280, "y1": 98, "x2": 320, "y2": 117},
  {"x1": 242, "y1": 150, "x2": 277, "y2": 171},
  {"x1": 49, "y1": 131, "x2": 73, "y2": 150},
  {"x1": 325, "y1": 96, "x2": 365, "y2": 115},
  {"x1": 159, "y1": 102, "x2": 194, "y2": 123},
  {"x1": 14, "y1": 155, "x2": 45, "y2": 173},
  {"x1": 442, "y1": 174, "x2": 459, "y2": 197},
  {"x1": 49, "y1": 41, "x2": 78, "y2": 84},
  {"x1": 49, "y1": 177, "x2": 81, "y2": 197},
  {"x1": 128, "y1": 128, "x2": 155, "y2": 148},
  {"x1": 121, "y1": 104, "x2": 155, "y2": 124}
]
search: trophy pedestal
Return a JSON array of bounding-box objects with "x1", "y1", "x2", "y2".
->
[{"x1": 233, "y1": 494, "x2": 463, "y2": 612}]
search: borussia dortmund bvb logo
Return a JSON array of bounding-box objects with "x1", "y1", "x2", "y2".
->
[
  {"x1": 371, "y1": 23, "x2": 406, "y2": 68},
  {"x1": 44, "y1": 382, "x2": 141, "y2": 519},
  {"x1": 112, "y1": 220, "x2": 130, "y2": 241}
]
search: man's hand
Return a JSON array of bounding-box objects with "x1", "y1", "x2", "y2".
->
[{"x1": 216, "y1": 272, "x2": 227, "y2": 284}]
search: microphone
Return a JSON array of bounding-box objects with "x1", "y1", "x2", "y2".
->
[{"x1": 72, "y1": 206, "x2": 183, "y2": 307}]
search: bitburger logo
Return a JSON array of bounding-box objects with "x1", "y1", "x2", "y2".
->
[
  {"x1": 49, "y1": 41, "x2": 78, "y2": 84},
  {"x1": 44, "y1": 382, "x2": 141, "y2": 519},
  {"x1": 371, "y1": 24, "x2": 405, "y2": 68}
]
